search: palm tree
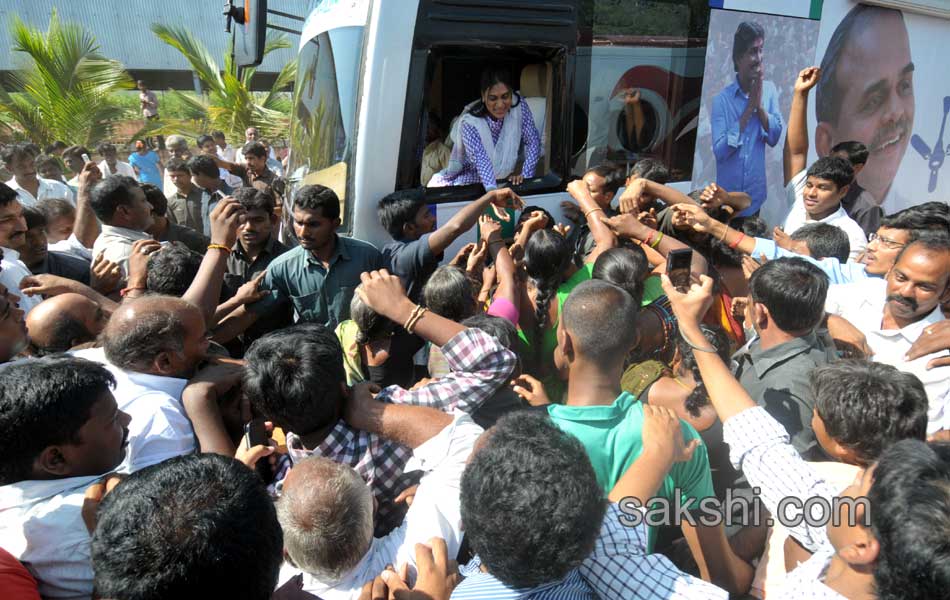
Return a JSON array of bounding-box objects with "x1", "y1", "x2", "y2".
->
[
  {"x1": 0, "y1": 9, "x2": 134, "y2": 146},
  {"x1": 149, "y1": 23, "x2": 296, "y2": 142}
]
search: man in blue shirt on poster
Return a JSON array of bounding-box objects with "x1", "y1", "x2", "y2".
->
[{"x1": 711, "y1": 21, "x2": 784, "y2": 218}]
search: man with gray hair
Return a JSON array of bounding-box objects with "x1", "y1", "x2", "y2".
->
[
  {"x1": 275, "y1": 393, "x2": 482, "y2": 599},
  {"x1": 72, "y1": 294, "x2": 210, "y2": 472}
]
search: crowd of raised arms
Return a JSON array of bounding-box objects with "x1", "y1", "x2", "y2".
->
[{"x1": 0, "y1": 63, "x2": 948, "y2": 600}]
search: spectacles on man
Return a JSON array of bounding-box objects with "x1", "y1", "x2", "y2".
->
[{"x1": 869, "y1": 233, "x2": 906, "y2": 249}]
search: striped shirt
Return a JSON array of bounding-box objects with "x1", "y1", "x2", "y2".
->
[
  {"x1": 724, "y1": 407, "x2": 847, "y2": 600},
  {"x1": 451, "y1": 504, "x2": 727, "y2": 599}
]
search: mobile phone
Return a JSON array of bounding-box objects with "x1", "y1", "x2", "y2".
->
[
  {"x1": 244, "y1": 418, "x2": 269, "y2": 449},
  {"x1": 666, "y1": 248, "x2": 693, "y2": 292},
  {"x1": 81, "y1": 153, "x2": 91, "y2": 164},
  {"x1": 243, "y1": 418, "x2": 274, "y2": 481}
]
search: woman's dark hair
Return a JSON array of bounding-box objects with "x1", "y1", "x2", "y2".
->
[
  {"x1": 675, "y1": 324, "x2": 730, "y2": 417},
  {"x1": 591, "y1": 246, "x2": 649, "y2": 306},
  {"x1": 422, "y1": 265, "x2": 477, "y2": 322},
  {"x1": 470, "y1": 67, "x2": 521, "y2": 118},
  {"x1": 524, "y1": 230, "x2": 573, "y2": 363}
]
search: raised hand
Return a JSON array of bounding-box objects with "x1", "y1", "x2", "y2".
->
[
  {"x1": 479, "y1": 214, "x2": 502, "y2": 241},
  {"x1": 466, "y1": 240, "x2": 488, "y2": 275},
  {"x1": 77, "y1": 161, "x2": 102, "y2": 191},
  {"x1": 699, "y1": 183, "x2": 727, "y2": 211},
  {"x1": 511, "y1": 373, "x2": 551, "y2": 406},
  {"x1": 772, "y1": 227, "x2": 809, "y2": 256},
  {"x1": 357, "y1": 270, "x2": 412, "y2": 323},
  {"x1": 126, "y1": 239, "x2": 163, "y2": 289},
  {"x1": 208, "y1": 196, "x2": 246, "y2": 249},
  {"x1": 521, "y1": 210, "x2": 549, "y2": 233},
  {"x1": 618, "y1": 178, "x2": 649, "y2": 214},
  {"x1": 670, "y1": 203, "x2": 713, "y2": 233},
  {"x1": 622, "y1": 88, "x2": 642, "y2": 106},
  {"x1": 487, "y1": 188, "x2": 524, "y2": 221},
  {"x1": 642, "y1": 404, "x2": 701, "y2": 464},
  {"x1": 637, "y1": 208, "x2": 658, "y2": 230},
  {"x1": 448, "y1": 242, "x2": 475, "y2": 268},
  {"x1": 601, "y1": 212, "x2": 647, "y2": 240},
  {"x1": 794, "y1": 66, "x2": 821, "y2": 94},
  {"x1": 553, "y1": 222, "x2": 571, "y2": 238},
  {"x1": 661, "y1": 272, "x2": 716, "y2": 331},
  {"x1": 90, "y1": 254, "x2": 124, "y2": 294}
]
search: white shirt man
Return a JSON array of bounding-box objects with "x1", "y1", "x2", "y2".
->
[
  {"x1": 1, "y1": 246, "x2": 41, "y2": 314},
  {"x1": 92, "y1": 225, "x2": 151, "y2": 278},
  {"x1": 825, "y1": 277, "x2": 950, "y2": 434},
  {"x1": 98, "y1": 160, "x2": 136, "y2": 179},
  {"x1": 6, "y1": 177, "x2": 73, "y2": 208},
  {"x1": 278, "y1": 411, "x2": 481, "y2": 600},
  {"x1": 0, "y1": 474, "x2": 103, "y2": 598},
  {"x1": 783, "y1": 201, "x2": 868, "y2": 261},
  {"x1": 71, "y1": 347, "x2": 196, "y2": 473}
]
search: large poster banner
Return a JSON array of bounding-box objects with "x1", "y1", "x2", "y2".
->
[
  {"x1": 809, "y1": 0, "x2": 949, "y2": 215},
  {"x1": 690, "y1": 9, "x2": 820, "y2": 224}
]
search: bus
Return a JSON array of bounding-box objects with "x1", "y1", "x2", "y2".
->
[{"x1": 280, "y1": 0, "x2": 708, "y2": 255}]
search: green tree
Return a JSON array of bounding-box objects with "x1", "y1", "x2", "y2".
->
[
  {"x1": 149, "y1": 23, "x2": 296, "y2": 142},
  {"x1": 0, "y1": 9, "x2": 134, "y2": 146}
]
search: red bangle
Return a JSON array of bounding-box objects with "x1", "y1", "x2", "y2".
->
[
  {"x1": 643, "y1": 230, "x2": 656, "y2": 247},
  {"x1": 728, "y1": 232, "x2": 746, "y2": 250}
]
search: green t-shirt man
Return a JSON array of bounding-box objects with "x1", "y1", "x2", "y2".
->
[{"x1": 548, "y1": 392, "x2": 715, "y2": 550}]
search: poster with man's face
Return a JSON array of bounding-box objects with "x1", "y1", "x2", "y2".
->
[{"x1": 810, "y1": 0, "x2": 949, "y2": 214}]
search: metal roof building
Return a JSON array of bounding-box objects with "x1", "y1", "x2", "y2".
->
[{"x1": 0, "y1": 0, "x2": 308, "y2": 90}]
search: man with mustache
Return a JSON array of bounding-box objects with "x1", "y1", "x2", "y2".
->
[
  {"x1": 824, "y1": 233, "x2": 950, "y2": 437},
  {"x1": 215, "y1": 184, "x2": 382, "y2": 342},
  {"x1": 711, "y1": 21, "x2": 784, "y2": 219},
  {"x1": 815, "y1": 5, "x2": 915, "y2": 214}
]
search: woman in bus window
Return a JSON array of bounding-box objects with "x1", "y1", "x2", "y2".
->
[{"x1": 428, "y1": 67, "x2": 541, "y2": 189}]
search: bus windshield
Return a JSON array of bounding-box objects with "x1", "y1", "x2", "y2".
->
[{"x1": 288, "y1": 25, "x2": 365, "y2": 229}]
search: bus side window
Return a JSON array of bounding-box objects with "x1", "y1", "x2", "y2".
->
[{"x1": 573, "y1": 0, "x2": 710, "y2": 181}]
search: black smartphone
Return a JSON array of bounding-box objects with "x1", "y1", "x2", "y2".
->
[
  {"x1": 666, "y1": 248, "x2": 693, "y2": 292},
  {"x1": 243, "y1": 418, "x2": 273, "y2": 482}
]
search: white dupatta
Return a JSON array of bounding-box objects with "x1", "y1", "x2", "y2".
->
[{"x1": 442, "y1": 94, "x2": 524, "y2": 182}]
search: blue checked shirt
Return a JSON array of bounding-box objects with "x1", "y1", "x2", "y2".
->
[
  {"x1": 724, "y1": 407, "x2": 847, "y2": 599},
  {"x1": 451, "y1": 504, "x2": 727, "y2": 599}
]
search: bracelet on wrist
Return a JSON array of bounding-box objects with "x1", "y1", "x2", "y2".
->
[
  {"x1": 650, "y1": 232, "x2": 664, "y2": 248},
  {"x1": 120, "y1": 286, "x2": 146, "y2": 297},
  {"x1": 678, "y1": 326, "x2": 718, "y2": 353},
  {"x1": 728, "y1": 232, "x2": 746, "y2": 250},
  {"x1": 207, "y1": 243, "x2": 232, "y2": 255},
  {"x1": 584, "y1": 207, "x2": 605, "y2": 220}
]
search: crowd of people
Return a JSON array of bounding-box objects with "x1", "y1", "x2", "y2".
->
[{"x1": 0, "y1": 60, "x2": 948, "y2": 600}]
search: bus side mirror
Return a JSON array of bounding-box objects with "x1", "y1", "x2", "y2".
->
[{"x1": 227, "y1": 0, "x2": 268, "y2": 67}]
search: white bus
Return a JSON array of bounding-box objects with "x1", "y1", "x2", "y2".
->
[{"x1": 283, "y1": 0, "x2": 707, "y2": 255}]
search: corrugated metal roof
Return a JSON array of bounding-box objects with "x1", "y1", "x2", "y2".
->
[{"x1": 0, "y1": 0, "x2": 305, "y2": 76}]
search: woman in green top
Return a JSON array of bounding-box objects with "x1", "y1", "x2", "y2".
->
[{"x1": 516, "y1": 179, "x2": 617, "y2": 401}]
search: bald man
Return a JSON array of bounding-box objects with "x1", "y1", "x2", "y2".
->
[
  {"x1": 26, "y1": 293, "x2": 108, "y2": 355},
  {"x1": 73, "y1": 294, "x2": 210, "y2": 472}
]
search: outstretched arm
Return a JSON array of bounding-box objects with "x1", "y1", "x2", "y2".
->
[
  {"x1": 784, "y1": 67, "x2": 820, "y2": 185},
  {"x1": 566, "y1": 179, "x2": 617, "y2": 263},
  {"x1": 427, "y1": 188, "x2": 524, "y2": 256}
]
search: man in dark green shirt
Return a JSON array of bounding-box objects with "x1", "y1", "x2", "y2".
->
[
  {"x1": 216, "y1": 185, "x2": 381, "y2": 341},
  {"x1": 733, "y1": 257, "x2": 837, "y2": 460}
]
